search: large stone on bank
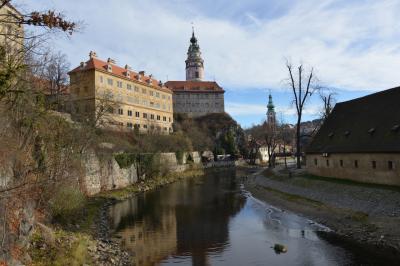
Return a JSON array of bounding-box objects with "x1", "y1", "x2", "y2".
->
[{"x1": 273, "y1": 243, "x2": 287, "y2": 254}]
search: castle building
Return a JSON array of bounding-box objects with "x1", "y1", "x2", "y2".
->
[
  {"x1": 68, "y1": 52, "x2": 174, "y2": 133},
  {"x1": 306, "y1": 87, "x2": 400, "y2": 186},
  {"x1": 0, "y1": 3, "x2": 24, "y2": 53},
  {"x1": 165, "y1": 30, "x2": 225, "y2": 117}
]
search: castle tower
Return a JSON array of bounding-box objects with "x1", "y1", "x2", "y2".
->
[
  {"x1": 185, "y1": 29, "x2": 204, "y2": 81},
  {"x1": 267, "y1": 93, "x2": 276, "y2": 125}
]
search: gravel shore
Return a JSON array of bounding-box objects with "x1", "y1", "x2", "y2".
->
[{"x1": 243, "y1": 166, "x2": 400, "y2": 260}]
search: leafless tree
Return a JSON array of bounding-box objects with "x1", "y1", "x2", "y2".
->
[
  {"x1": 247, "y1": 138, "x2": 261, "y2": 165},
  {"x1": 276, "y1": 114, "x2": 294, "y2": 168},
  {"x1": 319, "y1": 88, "x2": 337, "y2": 121},
  {"x1": 263, "y1": 121, "x2": 278, "y2": 168},
  {"x1": 286, "y1": 60, "x2": 319, "y2": 169},
  {"x1": 42, "y1": 52, "x2": 70, "y2": 109},
  {"x1": 246, "y1": 120, "x2": 279, "y2": 167}
]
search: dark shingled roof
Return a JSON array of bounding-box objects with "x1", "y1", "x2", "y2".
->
[{"x1": 306, "y1": 86, "x2": 400, "y2": 154}]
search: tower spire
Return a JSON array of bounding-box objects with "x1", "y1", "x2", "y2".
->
[
  {"x1": 186, "y1": 25, "x2": 204, "y2": 81},
  {"x1": 267, "y1": 91, "x2": 276, "y2": 125}
]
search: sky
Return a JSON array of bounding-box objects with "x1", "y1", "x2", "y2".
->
[{"x1": 13, "y1": 0, "x2": 400, "y2": 127}]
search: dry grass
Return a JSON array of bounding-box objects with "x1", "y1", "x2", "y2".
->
[{"x1": 29, "y1": 229, "x2": 93, "y2": 266}]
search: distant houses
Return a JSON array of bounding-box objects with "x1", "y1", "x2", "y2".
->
[{"x1": 306, "y1": 87, "x2": 400, "y2": 186}]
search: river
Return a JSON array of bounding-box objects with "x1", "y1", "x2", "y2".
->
[{"x1": 108, "y1": 169, "x2": 391, "y2": 266}]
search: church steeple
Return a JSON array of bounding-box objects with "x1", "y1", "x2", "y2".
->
[
  {"x1": 267, "y1": 93, "x2": 276, "y2": 125},
  {"x1": 267, "y1": 94, "x2": 275, "y2": 112},
  {"x1": 186, "y1": 28, "x2": 204, "y2": 81}
]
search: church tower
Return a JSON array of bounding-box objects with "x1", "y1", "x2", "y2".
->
[
  {"x1": 185, "y1": 29, "x2": 204, "y2": 81},
  {"x1": 267, "y1": 93, "x2": 276, "y2": 125}
]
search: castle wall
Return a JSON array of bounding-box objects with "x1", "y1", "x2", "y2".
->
[{"x1": 172, "y1": 92, "x2": 224, "y2": 117}]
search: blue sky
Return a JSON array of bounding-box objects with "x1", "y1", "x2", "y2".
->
[{"x1": 13, "y1": 0, "x2": 400, "y2": 127}]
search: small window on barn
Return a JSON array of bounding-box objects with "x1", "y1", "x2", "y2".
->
[
  {"x1": 391, "y1": 125, "x2": 400, "y2": 132},
  {"x1": 328, "y1": 132, "x2": 334, "y2": 138},
  {"x1": 340, "y1": 160, "x2": 343, "y2": 167},
  {"x1": 314, "y1": 158, "x2": 318, "y2": 166},
  {"x1": 326, "y1": 160, "x2": 329, "y2": 167},
  {"x1": 344, "y1": 131, "x2": 350, "y2": 137},
  {"x1": 372, "y1": 161, "x2": 376, "y2": 169},
  {"x1": 388, "y1": 161, "x2": 394, "y2": 170},
  {"x1": 354, "y1": 160, "x2": 358, "y2": 168}
]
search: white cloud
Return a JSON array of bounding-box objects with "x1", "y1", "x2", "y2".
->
[
  {"x1": 15, "y1": 0, "x2": 400, "y2": 91},
  {"x1": 225, "y1": 103, "x2": 266, "y2": 116}
]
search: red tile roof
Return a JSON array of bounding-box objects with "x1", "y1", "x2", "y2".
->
[
  {"x1": 30, "y1": 76, "x2": 70, "y2": 95},
  {"x1": 69, "y1": 57, "x2": 172, "y2": 93},
  {"x1": 165, "y1": 80, "x2": 225, "y2": 93}
]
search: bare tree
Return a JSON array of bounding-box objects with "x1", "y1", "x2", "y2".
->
[
  {"x1": 43, "y1": 52, "x2": 70, "y2": 109},
  {"x1": 286, "y1": 61, "x2": 319, "y2": 169},
  {"x1": 263, "y1": 121, "x2": 278, "y2": 168},
  {"x1": 247, "y1": 138, "x2": 261, "y2": 165},
  {"x1": 276, "y1": 114, "x2": 294, "y2": 169},
  {"x1": 319, "y1": 88, "x2": 337, "y2": 121}
]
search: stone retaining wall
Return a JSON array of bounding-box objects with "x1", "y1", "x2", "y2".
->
[{"x1": 81, "y1": 151, "x2": 202, "y2": 196}]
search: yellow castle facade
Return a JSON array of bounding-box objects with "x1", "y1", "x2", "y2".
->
[{"x1": 68, "y1": 52, "x2": 173, "y2": 133}]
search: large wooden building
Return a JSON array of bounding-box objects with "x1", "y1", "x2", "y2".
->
[
  {"x1": 306, "y1": 87, "x2": 400, "y2": 186},
  {"x1": 69, "y1": 52, "x2": 174, "y2": 133}
]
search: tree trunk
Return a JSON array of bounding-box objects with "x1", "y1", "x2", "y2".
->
[
  {"x1": 296, "y1": 117, "x2": 301, "y2": 169},
  {"x1": 284, "y1": 145, "x2": 287, "y2": 169},
  {"x1": 267, "y1": 145, "x2": 272, "y2": 168}
]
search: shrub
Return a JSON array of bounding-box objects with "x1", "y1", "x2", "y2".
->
[
  {"x1": 114, "y1": 153, "x2": 136, "y2": 168},
  {"x1": 175, "y1": 150, "x2": 184, "y2": 165},
  {"x1": 49, "y1": 187, "x2": 86, "y2": 221}
]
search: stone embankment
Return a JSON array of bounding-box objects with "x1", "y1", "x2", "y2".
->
[
  {"x1": 82, "y1": 150, "x2": 202, "y2": 196},
  {"x1": 245, "y1": 166, "x2": 400, "y2": 257}
]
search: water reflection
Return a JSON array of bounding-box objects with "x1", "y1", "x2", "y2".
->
[
  {"x1": 108, "y1": 169, "x2": 396, "y2": 266},
  {"x1": 109, "y1": 170, "x2": 245, "y2": 266}
]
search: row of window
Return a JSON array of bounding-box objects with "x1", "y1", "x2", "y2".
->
[
  {"x1": 113, "y1": 108, "x2": 171, "y2": 122},
  {"x1": 125, "y1": 123, "x2": 172, "y2": 132},
  {"x1": 314, "y1": 158, "x2": 395, "y2": 170},
  {"x1": 99, "y1": 75, "x2": 170, "y2": 100},
  {"x1": 98, "y1": 90, "x2": 171, "y2": 111},
  {"x1": 176, "y1": 108, "x2": 222, "y2": 113},
  {"x1": 174, "y1": 102, "x2": 221, "y2": 107},
  {"x1": 175, "y1": 93, "x2": 222, "y2": 99}
]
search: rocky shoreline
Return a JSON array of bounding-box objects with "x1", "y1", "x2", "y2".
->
[
  {"x1": 27, "y1": 168, "x2": 206, "y2": 265},
  {"x1": 243, "y1": 166, "x2": 400, "y2": 263},
  {"x1": 88, "y1": 168, "x2": 207, "y2": 265}
]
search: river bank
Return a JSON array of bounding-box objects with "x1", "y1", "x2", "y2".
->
[
  {"x1": 28, "y1": 167, "x2": 206, "y2": 265},
  {"x1": 243, "y1": 165, "x2": 400, "y2": 262}
]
